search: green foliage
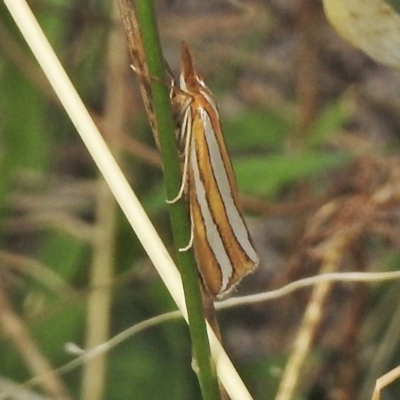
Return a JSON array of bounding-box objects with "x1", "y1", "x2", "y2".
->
[
  {"x1": 235, "y1": 151, "x2": 351, "y2": 197},
  {"x1": 106, "y1": 327, "x2": 195, "y2": 400},
  {"x1": 307, "y1": 100, "x2": 347, "y2": 147},
  {"x1": 223, "y1": 101, "x2": 350, "y2": 198},
  {"x1": 38, "y1": 232, "x2": 89, "y2": 281},
  {"x1": 242, "y1": 355, "x2": 287, "y2": 400},
  {"x1": 224, "y1": 108, "x2": 293, "y2": 150}
]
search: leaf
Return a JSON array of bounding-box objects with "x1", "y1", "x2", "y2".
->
[
  {"x1": 234, "y1": 151, "x2": 352, "y2": 196},
  {"x1": 323, "y1": 0, "x2": 400, "y2": 69},
  {"x1": 307, "y1": 100, "x2": 347, "y2": 147},
  {"x1": 224, "y1": 109, "x2": 293, "y2": 151},
  {"x1": 38, "y1": 231, "x2": 89, "y2": 281}
]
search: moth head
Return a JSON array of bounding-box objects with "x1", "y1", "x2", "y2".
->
[{"x1": 180, "y1": 41, "x2": 205, "y2": 93}]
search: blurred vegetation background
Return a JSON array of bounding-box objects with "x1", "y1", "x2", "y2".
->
[{"x1": 1, "y1": 0, "x2": 400, "y2": 399}]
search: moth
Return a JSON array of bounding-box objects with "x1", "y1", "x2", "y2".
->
[
  {"x1": 171, "y1": 43, "x2": 259, "y2": 297},
  {"x1": 117, "y1": 0, "x2": 259, "y2": 296}
]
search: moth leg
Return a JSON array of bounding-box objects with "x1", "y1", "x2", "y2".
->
[
  {"x1": 166, "y1": 108, "x2": 192, "y2": 204},
  {"x1": 130, "y1": 64, "x2": 174, "y2": 88},
  {"x1": 178, "y1": 205, "x2": 194, "y2": 252}
]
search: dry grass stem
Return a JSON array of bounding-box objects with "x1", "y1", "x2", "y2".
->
[
  {"x1": 372, "y1": 365, "x2": 400, "y2": 400},
  {"x1": 275, "y1": 230, "x2": 354, "y2": 400}
]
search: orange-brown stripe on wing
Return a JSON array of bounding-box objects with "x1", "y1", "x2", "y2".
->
[
  {"x1": 201, "y1": 99, "x2": 259, "y2": 283},
  {"x1": 189, "y1": 114, "x2": 229, "y2": 295},
  {"x1": 190, "y1": 103, "x2": 258, "y2": 295}
]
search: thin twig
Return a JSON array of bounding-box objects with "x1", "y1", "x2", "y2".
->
[{"x1": 2, "y1": 269, "x2": 400, "y2": 398}]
